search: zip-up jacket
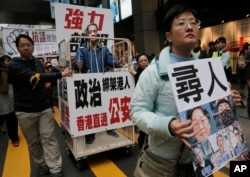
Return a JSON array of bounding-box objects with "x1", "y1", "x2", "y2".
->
[
  {"x1": 8, "y1": 57, "x2": 62, "y2": 112},
  {"x1": 130, "y1": 46, "x2": 198, "y2": 164},
  {"x1": 74, "y1": 41, "x2": 119, "y2": 73}
]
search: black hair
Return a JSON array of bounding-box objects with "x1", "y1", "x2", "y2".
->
[
  {"x1": 243, "y1": 42, "x2": 250, "y2": 51},
  {"x1": 15, "y1": 34, "x2": 34, "y2": 48},
  {"x1": 136, "y1": 53, "x2": 149, "y2": 63},
  {"x1": 162, "y1": 3, "x2": 199, "y2": 32},
  {"x1": 209, "y1": 41, "x2": 215, "y2": 46},
  {"x1": 216, "y1": 99, "x2": 231, "y2": 109},
  {"x1": 0, "y1": 55, "x2": 11, "y2": 64},
  {"x1": 215, "y1": 37, "x2": 226, "y2": 44},
  {"x1": 84, "y1": 23, "x2": 98, "y2": 35},
  {"x1": 187, "y1": 106, "x2": 210, "y2": 121}
]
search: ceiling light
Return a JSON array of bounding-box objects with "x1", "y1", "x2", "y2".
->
[{"x1": 246, "y1": 14, "x2": 249, "y2": 17}]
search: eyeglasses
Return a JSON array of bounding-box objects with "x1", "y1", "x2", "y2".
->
[
  {"x1": 88, "y1": 30, "x2": 98, "y2": 34},
  {"x1": 174, "y1": 19, "x2": 201, "y2": 28},
  {"x1": 18, "y1": 43, "x2": 33, "y2": 48}
]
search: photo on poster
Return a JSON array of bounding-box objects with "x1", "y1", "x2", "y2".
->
[
  {"x1": 191, "y1": 141, "x2": 214, "y2": 177},
  {"x1": 180, "y1": 103, "x2": 217, "y2": 144}
]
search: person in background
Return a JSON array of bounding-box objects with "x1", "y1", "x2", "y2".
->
[
  {"x1": 239, "y1": 42, "x2": 249, "y2": 55},
  {"x1": 8, "y1": 34, "x2": 72, "y2": 177},
  {"x1": 207, "y1": 41, "x2": 215, "y2": 58},
  {"x1": 241, "y1": 44, "x2": 250, "y2": 161},
  {"x1": 110, "y1": 0, "x2": 118, "y2": 23},
  {"x1": 237, "y1": 42, "x2": 250, "y2": 107},
  {"x1": 149, "y1": 53, "x2": 155, "y2": 63},
  {"x1": 128, "y1": 53, "x2": 149, "y2": 148},
  {"x1": 113, "y1": 50, "x2": 120, "y2": 60},
  {"x1": 0, "y1": 55, "x2": 19, "y2": 146},
  {"x1": 0, "y1": 54, "x2": 8, "y2": 134},
  {"x1": 130, "y1": 3, "x2": 242, "y2": 177},
  {"x1": 193, "y1": 39, "x2": 208, "y2": 59},
  {"x1": 212, "y1": 37, "x2": 232, "y2": 82},
  {"x1": 120, "y1": 49, "x2": 129, "y2": 67},
  {"x1": 38, "y1": 57, "x2": 45, "y2": 67},
  {"x1": 44, "y1": 62, "x2": 60, "y2": 113},
  {"x1": 0, "y1": 118, "x2": 6, "y2": 134},
  {"x1": 244, "y1": 47, "x2": 250, "y2": 118},
  {"x1": 46, "y1": 57, "x2": 52, "y2": 64},
  {"x1": 75, "y1": 23, "x2": 123, "y2": 144}
]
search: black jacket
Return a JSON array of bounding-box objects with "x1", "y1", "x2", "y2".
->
[{"x1": 8, "y1": 57, "x2": 62, "y2": 112}]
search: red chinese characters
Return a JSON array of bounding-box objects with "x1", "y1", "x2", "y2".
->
[
  {"x1": 64, "y1": 8, "x2": 84, "y2": 30},
  {"x1": 64, "y1": 8, "x2": 105, "y2": 31},
  {"x1": 75, "y1": 96, "x2": 131, "y2": 132}
]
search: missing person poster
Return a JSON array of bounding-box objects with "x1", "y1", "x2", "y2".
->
[{"x1": 167, "y1": 58, "x2": 248, "y2": 177}]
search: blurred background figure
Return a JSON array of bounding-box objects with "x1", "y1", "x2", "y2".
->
[
  {"x1": 242, "y1": 44, "x2": 250, "y2": 118},
  {"x1": 128, "y1": 53, "x2": 149, "y2": 148},
  {"x1": 237, "y1": 42, "x2": 250, "y2": 108},
  {"x1": 207, "y1": 41, "x2": 216, "y2": 58},
  {"x1": 113, "y1": 50, "x2": 120, "y2": 60},
  {"x1": 212, "y1": 37, "x2": 232, "y2": 82},
  {"x1": 193, "y1": 39, "x2": 208, "y2": 59},
  {"x1": 120, "y1": 49, "x2": 129, "y2": 67},
  {"x1": 44, "y1": 61, "x2": 60, "y2": 113},
  {"x1": 0, "y1": 55, "x2": 19, "y2": 146},
  {"x1": 38, "y1": 57, "x2": 45, "y2": 67},
  {"x1": 110, "y1": 0, "x2": 118, "y2": 23}
]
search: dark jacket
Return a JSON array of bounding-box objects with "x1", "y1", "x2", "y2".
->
[
  {"x1": 134, "y1": 67, "x2": 144, "y2": 85},
  {"x1": 8, "y1": 57, "x2": 62, "y2": 112}
]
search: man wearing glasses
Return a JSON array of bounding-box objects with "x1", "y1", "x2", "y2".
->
[{"x1": 8, "y1": 34, "x2": 72, "y2": 177}]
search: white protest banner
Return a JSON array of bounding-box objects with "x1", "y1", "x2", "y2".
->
[
  {"x1": 2, "y1": 27, "x2": 58, "y2": 57},
  {"x1": 167, "y1": 58, "x2": 230, "y2": 112},
  {"x1": 59, "y1": 71, "x2": 135, "y2": 137},
  {"x1": 54, "y1": 3, "x2": 113, "y2": 57}
]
